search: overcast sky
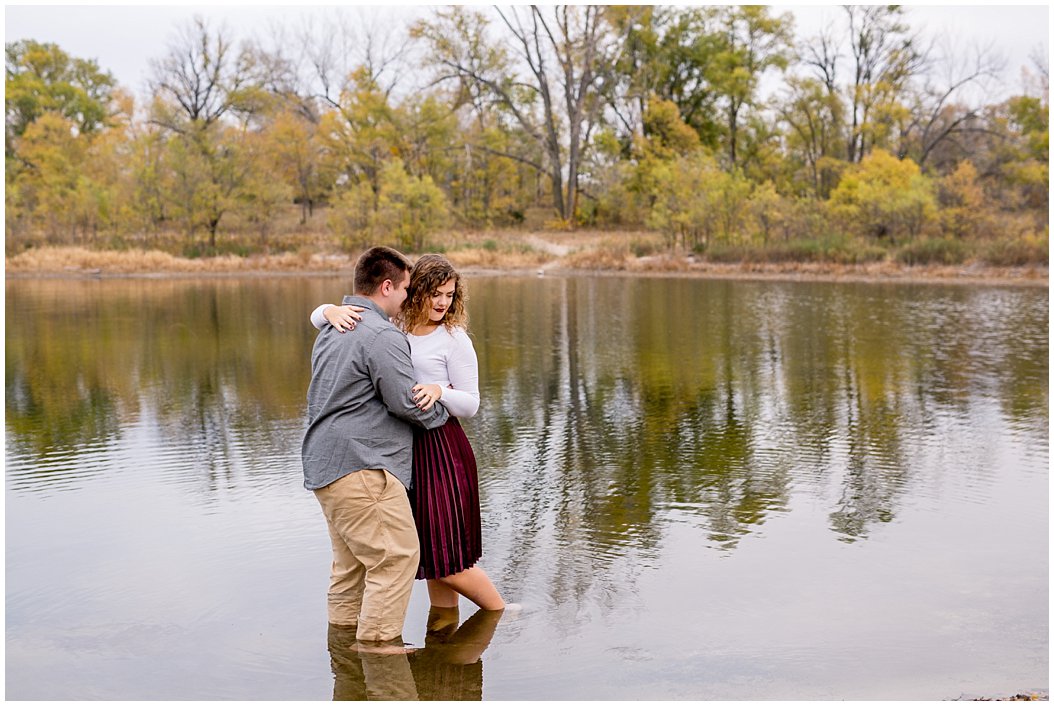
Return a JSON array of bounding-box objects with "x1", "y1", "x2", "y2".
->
[{"x1": 5, "y1": 3, "x2": 1050, "y2": 101}]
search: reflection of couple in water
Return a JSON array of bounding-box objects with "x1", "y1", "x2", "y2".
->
[
  {"x1": 302, "y1": 247, "x2": 514, "y2": 695},
  {"x1": 328, "y1": 605, "x2": 503, "y2": 701}
]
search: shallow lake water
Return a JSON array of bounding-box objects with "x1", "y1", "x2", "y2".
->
[{"x1": 5, "y1": 274, "x2": 1048, "y2": 700}]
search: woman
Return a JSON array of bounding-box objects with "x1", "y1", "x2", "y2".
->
[{"x1": 310, "y1": 254, "x2": 506, "y2": 613}]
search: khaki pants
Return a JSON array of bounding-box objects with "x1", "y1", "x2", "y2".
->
[{"x1": 314, "y1": 469, "x2": 420, "y2": 642}]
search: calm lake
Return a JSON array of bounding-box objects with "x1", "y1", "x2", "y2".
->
[{"x1": 5, "y1": 274, "x2": 1048, "y2": 700}]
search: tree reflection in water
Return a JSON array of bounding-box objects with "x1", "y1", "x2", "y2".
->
[
  {"x1": 470, "y1": 276, "x2": 1046, "y2": 573},
  {"x1": 5, "y1": 276, "x2": 1047, "y2": 550}
]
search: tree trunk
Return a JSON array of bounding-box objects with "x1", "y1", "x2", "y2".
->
[
  {"x1": 729, "y1": 108, "x2": 739, "y2": 167},
  {"x1": 549, "y1": 164, "x2": 566, "y2": 220}
]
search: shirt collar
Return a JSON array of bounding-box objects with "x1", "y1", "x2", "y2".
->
[{"x1": 343, "y1": 295, "x2": 388, "y2": 321}]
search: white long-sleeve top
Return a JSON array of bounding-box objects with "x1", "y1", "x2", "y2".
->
[{"x1": 310, "y1": 304, "x2": 480, "y2": 418}]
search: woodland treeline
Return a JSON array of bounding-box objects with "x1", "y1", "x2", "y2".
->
[{"x1": 5, "y1": 5, "x2": 1049, "y2": 265}]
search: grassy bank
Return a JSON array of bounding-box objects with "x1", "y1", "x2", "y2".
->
[{"x1": 5, "y1": 230, "x2": 1047, "y2": 286}]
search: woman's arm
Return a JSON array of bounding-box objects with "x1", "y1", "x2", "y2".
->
[
  {"x1": 310, "y1": 304, "x2": 362, "y2": 333},
  {"x1": 438, "y1": 329, "x2": 480, "y2": 418}
]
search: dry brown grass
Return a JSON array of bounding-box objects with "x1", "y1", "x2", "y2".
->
[
  {"x1": 5, "y1": 235, "x2": 1046, "y2": 287},
  {"x1": 437, "y1": 230, "x2": 553, "y2": 270},
  {"x1": 558, "y1": 230, "x2": 668, "y2": 271},
  {"x1": 562, "y1": 246, "x2": 632, "y2": 270},
  {"x1": 444, "y1": 247, "x2": 550, "y2": 270},
  {"x1": 5, "y1": 246, "x2": 358, "y2": 274}
]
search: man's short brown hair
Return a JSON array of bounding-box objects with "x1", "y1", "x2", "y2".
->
[{"x1": 353, "y1": 246, "x2": 412, "y2": 295}]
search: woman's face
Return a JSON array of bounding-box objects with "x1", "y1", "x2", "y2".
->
[{"x1": 427, "y1": 278, "x2": 456, "y2": 323}]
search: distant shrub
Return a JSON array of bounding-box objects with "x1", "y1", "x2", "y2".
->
[
  {"x1": 829, "y1": 149, "x2": 937, "y2": 243},
  {"x1": 769, "y1": 239, "x2": 886, "y2": 264},
  {"x1": 542, "y1": 218, "x2": 575, "y2": 231},
  {"x1": 702, "y1": 238, "x2": 887, "y2": 264},
  {"x1": 894, "y1": 238, "x2": 968, "y2": 265},
  {"x1": 630, "y1": 238, "x2": 662, "y2": 257},
  {"x1": 980, "y1": 235, "x2": 1049, "y2": 266},
  {"x1": 328, "y1": 161, "x2": 449, "y2": 253},
  {"x1": 645, "y1": 151, "x2": 752, "y2": 250},
  {"x1": 938, "y1": 161, "x2": 987, "y2": 239}
]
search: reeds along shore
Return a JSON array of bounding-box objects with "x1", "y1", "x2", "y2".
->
[{"x1": 4, "y1": 232, "x2": 1048, "y2": 287}]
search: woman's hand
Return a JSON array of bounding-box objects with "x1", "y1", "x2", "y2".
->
[
  {"x1": 324, "y1": 305, "x2": 364, "y2": 333},
  {"x1": 412, "y1": 383, "x2": 443, "y2": 411}
]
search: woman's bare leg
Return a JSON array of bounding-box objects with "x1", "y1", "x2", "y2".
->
[
  {"x1": 427, "y1": 579, "x2": 460, "y2": 609},
  {"x1": 434, "y1": 566, "x2": 504, "y2": 611}
]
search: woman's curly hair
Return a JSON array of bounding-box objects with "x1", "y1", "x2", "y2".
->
[{"x1": 399, "y1": 253, "x2": 468, "y2": 332}]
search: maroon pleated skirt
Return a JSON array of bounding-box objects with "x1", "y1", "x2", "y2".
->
[{"x1": 410, "y1": 418, "x2": 482, "y2": 580}]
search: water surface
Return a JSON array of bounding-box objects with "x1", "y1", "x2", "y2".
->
[{"x1": 5, "y1": 275, "x2": 1048, "y2": 699}]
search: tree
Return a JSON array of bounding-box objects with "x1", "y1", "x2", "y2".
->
[
  {"x1": 829, "y1": 149, "x2": 936, "y2": 243},
  {"x1": 711, "y1": 6, "x2": 793, "y2": 168},
  {"x1": 607, "y1": 6, "x2": 723, "y2": 150},
  {"x1": 148, "y1": 17, "x2": 252, "y2": 132},
  {"x1": 265, "y1": 107, "x2": 328, "y2": 223},
  {"x1": 10, "y1": 112, "x2": 122, "y2": 243},
  {"x1": 298, "y1": 7, "x2": 413, "y2": 112},
  {"x1": 624, "y1": 97, "x2": 701, "y2": 219},
  {"x1": 645, "y1": 150, "x2": 751, "y2": 250},
  {"x1": 328, "y1": 160, "x2": 448, "y2": 252},
  {"x1": 414, "y1": 5, "x2": 630, "y2": 222},
  {"x1": 843, "y1": 6, "x2": 927, "y2": 163},
  {"x1": 777, "y1": 76, "x2": 845, "y2": 198},
  {"x1": 317, "y1": 67, "x2": 403, "y2": 212},
  {"x1": 938, "y1": 160, "x2": 985, "y2": 238},
  {"x1": 897, "y1": 36, "x2": 1004, "y2": 168},
  {"x1": 998, "y1": 93, "x2": 1049, "y2": 211},
  {"x1": 5, "y1": 42, "x2": 127, "y2": 246},
  {"x1": 147, "y1": 16, "x2": 260, "y2": 248},
  {"x1": 5, "y1": 40, "x2": 116, "y2": 153}
]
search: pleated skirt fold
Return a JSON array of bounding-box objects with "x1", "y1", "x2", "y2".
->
[{"x1": 411, "y1": 418, "x2": 482, "y2": 580}]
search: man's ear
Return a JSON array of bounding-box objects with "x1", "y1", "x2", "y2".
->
[{"x1": 380, "y1": 279, "x2": 393, "y2": 296}]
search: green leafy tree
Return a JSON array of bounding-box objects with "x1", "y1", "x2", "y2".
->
[
  {"x1": 5, "y1": 40, "x2": 116, "y2": 152},
  {"x1": 607, "y1": 6, "x2": 723, "y2": 150},
  {"x1": 12, "y1": 112, "x2": 88, "y2": 241},
  {"x1": 374, "y1": 160, "x2": 449, "y2": 252},
  {"x1": 645, "y1": 150, "x2": 751, "y2": 250},
  {"x1": 625, "y1": 97, "x2": 701, "y2": 220},
  {"x1": 8, "y1": 108, "x2": 130, "y2": 244},
  {"x1": 329, "y1": 160, "x2": 448, "y2": 252},
  {"x1": 711, "y1": 6, "x2": 793, "y2": 168},
  {"x1": 318, "y1": 67, "x2": 402, "y2": 211},
  {"x1": 777, "y1": 75, "x2": 846, "y2": 198},
  {"x1": 829, "y1": 149, "x2": 936, "y2": 243},
  {"x1": 999, "y1": 94, "x2": 1049, "y2": 211},
  {"x1": 5, "y1": 41, "x2": 121, "y2": 245}
]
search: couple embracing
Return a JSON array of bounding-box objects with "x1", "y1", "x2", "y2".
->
[{"x1": 302, "y1": 246, "x2": 508, "y2": 651}]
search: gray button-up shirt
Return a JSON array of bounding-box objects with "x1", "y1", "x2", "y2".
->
[{"x1": 302, "y1": 296, "x2": 449, "y2": 490}]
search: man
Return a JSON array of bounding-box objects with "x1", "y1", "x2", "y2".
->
[{"x1": 303, "y1": 246, "x2": 449, "y2": 647}]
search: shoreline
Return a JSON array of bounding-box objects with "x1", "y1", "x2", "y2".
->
[
  {"x1": 4, "y1": 242, "x2": 1047, "y2": 287},
  {"x1": 6, "y1": 262, "x2": 1047, "y2": 288}
]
